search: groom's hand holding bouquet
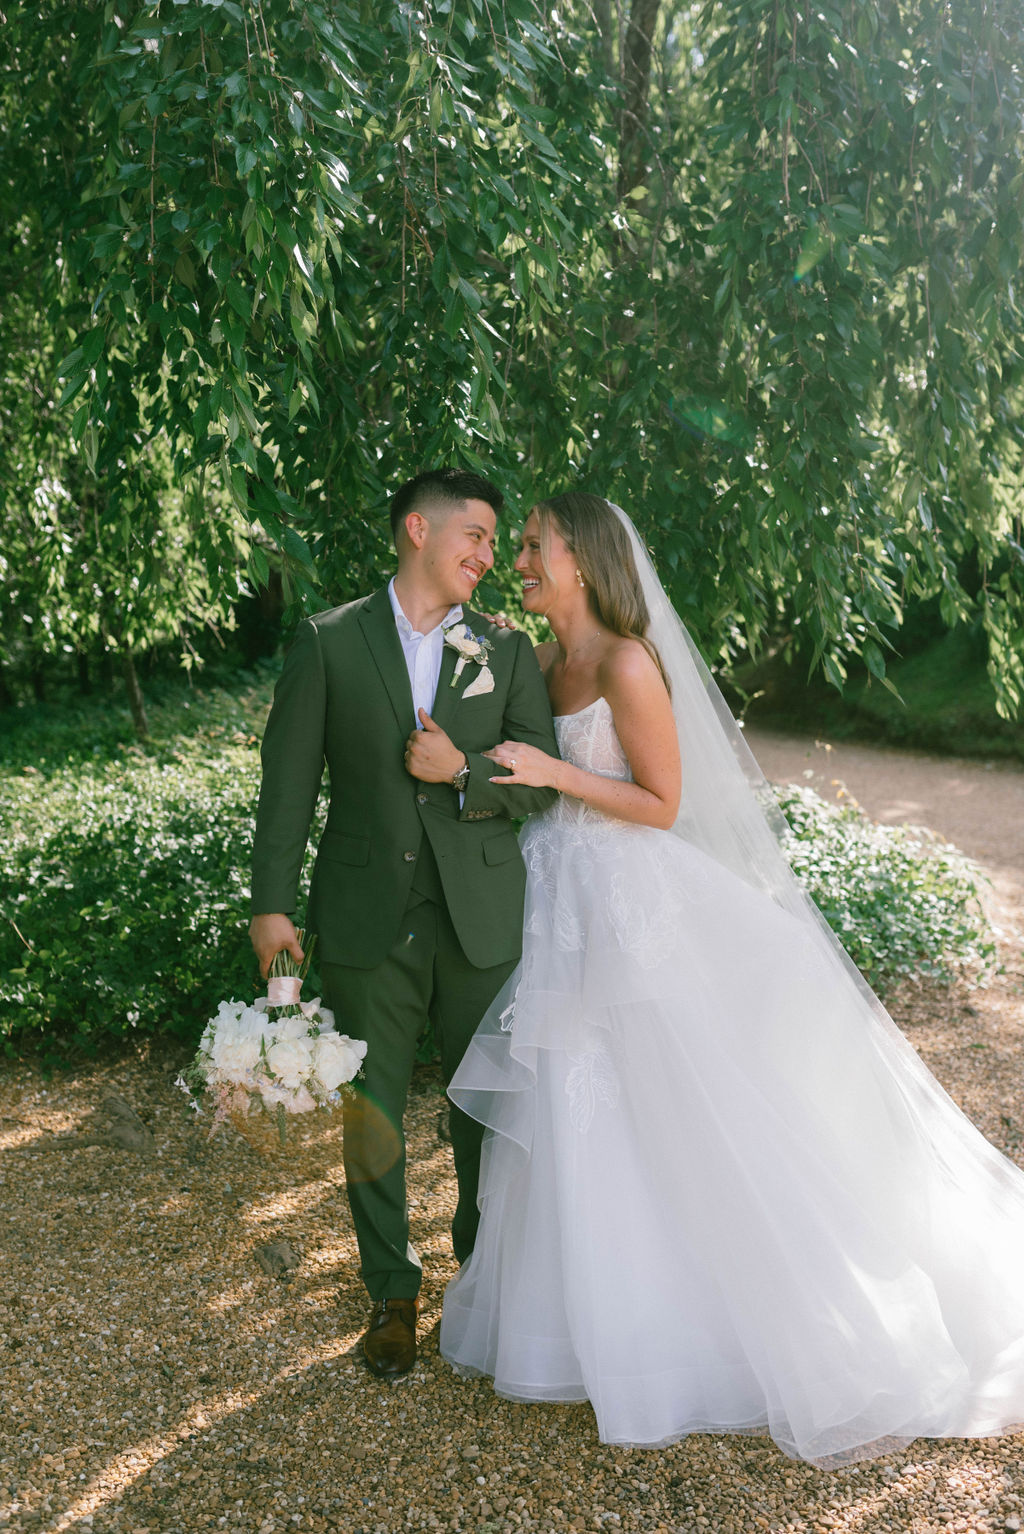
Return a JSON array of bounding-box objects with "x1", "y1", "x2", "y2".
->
[{"x1": 178, "y1": 928, "x2": 366, "y2": 1145}]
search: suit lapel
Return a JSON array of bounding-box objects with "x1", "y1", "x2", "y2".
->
[
  {"x1": 357, "y1": 590, "x2": 482, "y2": 735},
  {"x1": 428, "y1": 633, "x2": 462, "y2": 734},
  {"x1": 357, "y1": 587, "x2": 415, "y2": 734}
]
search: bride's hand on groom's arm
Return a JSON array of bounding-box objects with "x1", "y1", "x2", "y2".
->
[
  {"x1": 484, "y1": 741, "x2": 563, "y2": 790},
  {"x1": 249, "y1": 913, "x2": 304, "y2": 978}
]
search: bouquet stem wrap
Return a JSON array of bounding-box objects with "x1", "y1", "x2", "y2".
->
[{"x1": 267, "y1": 975, "x2": 303, "y2": 1008}]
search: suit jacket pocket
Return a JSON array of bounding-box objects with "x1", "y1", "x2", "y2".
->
[
  {"x1": 318, "y1": 830, "x2": 370, "y2": 867},
  {"x1": 481, "y1": 831, "x2": 519, "y2": 866}
]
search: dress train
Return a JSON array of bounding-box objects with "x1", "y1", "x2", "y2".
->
[{"x1": 440, "y1": 698, "x2": 1024, "y2": 1465}]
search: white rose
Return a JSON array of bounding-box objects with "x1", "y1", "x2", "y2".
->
[
  {"x1": 200, "y1": 1001, "x2": 244, "y2": 1052},
  {"x1": 211, "y1": 1030, "x2": 263, "y2": 1080},
  {"x1": 446, "y1": 626, "x2": 483, "y2": 659},
  {"x1": 238, "y1": 1003, "x2": 269, "y2": 1030},
  {"x1": 265, "y1": 1036, "x2": 313, "y2": 1090},
  {"x1": 271, "y1": 1012, "x2": 311, "y2": 1042},
  {"x1": 300, "y1": 998, "x2": 334, "y2": 1026},
  {"x1": 207, "y1": 1008, "x2": 266, "y2": 1080},
  {"x1": 312, "y1": 1032, "x2": 367, "y2": 1091},
  {"x1": 214, "y1": 999, "x2": 248, "y2": 1027}
]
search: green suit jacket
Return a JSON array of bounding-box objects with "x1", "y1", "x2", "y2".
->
[{"x1": 250, "y1": 586, "x2": 560, "y2": 969}]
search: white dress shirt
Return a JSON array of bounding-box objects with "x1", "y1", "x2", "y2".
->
[{"x1": 388, "y1": 578, "x2": 463, "y2": 728}]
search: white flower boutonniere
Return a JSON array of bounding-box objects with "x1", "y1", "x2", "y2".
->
[{"x1": 445, "y1": 623, "x2": 495, "y2": 697}]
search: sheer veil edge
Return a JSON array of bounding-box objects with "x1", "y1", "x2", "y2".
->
[{"x1": 605, "y1": 500, "x2": 895, "y2": 1022}]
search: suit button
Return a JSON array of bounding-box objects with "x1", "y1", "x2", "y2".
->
[
  {"x1": 403, "y1": 851, "x2": 416, "y2": 862},
  {"x1": 416, "y1": 793, "x2": 428, "y2": 805}
]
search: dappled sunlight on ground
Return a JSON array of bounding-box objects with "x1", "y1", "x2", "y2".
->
[{"x1": 5, "y1": 1007, "x2": 1024, "y2": 1533}]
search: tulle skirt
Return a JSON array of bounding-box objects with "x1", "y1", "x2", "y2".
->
[{"x1": 439, "y1": 808, "x2": 1024, "y2": 1465}]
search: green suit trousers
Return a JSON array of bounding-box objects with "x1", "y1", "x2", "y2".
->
[{"x1": 322, "y1": 867, "x2": 517, "y2": 1300}]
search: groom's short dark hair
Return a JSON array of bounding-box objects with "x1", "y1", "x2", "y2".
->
[{"x1": 389, "y1": 468, "x2": 504, "y2": 542}]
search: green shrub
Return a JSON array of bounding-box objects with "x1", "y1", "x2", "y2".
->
[
  {"x1": 775, "y1": 783, "x2": 996, "y2": 993},
  {"x1": 0, "y1": 673, "x2": 324, "y2": 1059},
  {"x1": 1, "y1": 749, "x2": 262, "y2": 1052}
]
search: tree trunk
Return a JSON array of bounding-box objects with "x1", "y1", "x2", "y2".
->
[
  {"x1": 76, "y1": 650, "x2": 91, "y2": 695},
  {"x1": 617, "y1": 0, "x2": 662, "y2": 204},
  {"x1": 121, "y1": 649, "x2": 150, "y2": 741},
  {"x1": 593, "y1": 0, "x2": 617, "y2": 78}
]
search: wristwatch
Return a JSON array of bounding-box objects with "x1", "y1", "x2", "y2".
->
[{"x1": 450, "y1": 758, "x2": 471, "y2": 792}]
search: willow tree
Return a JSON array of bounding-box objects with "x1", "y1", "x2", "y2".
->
[
  {"x1": 2, "y1": 2, "x2": 592, "y2": 598},
  {"x1": 513, "y1": 0, "x2": 1024, "y2": 715},
  {"x1": 2, "y1": 0, "x2": 1023, "y2": 717}
]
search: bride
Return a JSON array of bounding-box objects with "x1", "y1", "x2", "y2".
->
[{"x1": 438, "y1": 491, "x2": 1024, "y2": 1467}]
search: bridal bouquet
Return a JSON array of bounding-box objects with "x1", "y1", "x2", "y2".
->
[{"x1": 177, "y1": 932, "x2": 366, "y2": 1143}]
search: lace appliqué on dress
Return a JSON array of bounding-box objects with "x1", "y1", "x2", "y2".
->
[
  {"x1": 565, "y1": 1046, "x2": 620, "y2": 1134},
  {"x1": 522, "y1": 699, "x2": 700, "y2": 966}
]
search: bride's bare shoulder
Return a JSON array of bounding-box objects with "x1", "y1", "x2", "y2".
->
[{"x1": 600, "y1": 634, "x2": 663, "y2": 686}]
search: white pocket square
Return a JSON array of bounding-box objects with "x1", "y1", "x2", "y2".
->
[{"x1": 461, "y1": 665, "x2": 495, "y2": 699}]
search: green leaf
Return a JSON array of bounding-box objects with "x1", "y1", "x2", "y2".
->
[
  {"x1": 225, "y1": 280, "x2": 250, "y2": 318},
  {"x1": 280, "y1": 525, "x2": 314, "y2": 570},
  {"x1": 56, "y1": 348, "x2": 85, "y2": 378},
  {"x1": 862, "y1": 639, "x2": 886, "y2": 681},
  {"x1": 58, "y1": 372, "x2": 90, "y2": 408},
  {"x1": 248, "y1": 543, "x2": 271, "y2": 587}
]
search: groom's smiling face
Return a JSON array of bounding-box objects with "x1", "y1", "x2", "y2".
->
[{"x1": 418, "y1": 498, "x2": 498, "y2": 606}]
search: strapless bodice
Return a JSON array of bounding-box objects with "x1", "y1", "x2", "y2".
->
[
  {"x1": 553, "y1": 696, "x2": 632, "y2": 782},
  {"x1": 542, "y1": 697, "x2": 636, "y2": 834}
]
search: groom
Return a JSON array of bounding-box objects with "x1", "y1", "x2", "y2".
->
[{"x1": 249, "y1": 468, "x2": 559, "y2": 1376}]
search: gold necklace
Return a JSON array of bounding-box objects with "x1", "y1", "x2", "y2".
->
[{"x1": 563, "y1": 630, "x2": 605, "y2": 661}]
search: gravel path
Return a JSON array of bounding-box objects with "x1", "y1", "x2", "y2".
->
[
  {"x1": 3, "y1": 734, "x2": 1024, "y2": 1534},
  {"x1": 744, "y1": 728, "x2": 1024, "y2": 898}
]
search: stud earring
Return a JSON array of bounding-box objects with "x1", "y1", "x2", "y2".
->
[{"x1": 575, "y1": 568, "x2": 586, "y2": 589}]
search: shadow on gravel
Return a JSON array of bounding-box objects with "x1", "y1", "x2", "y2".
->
[{"x1": 4, "y1": 1061, "x2": 1024, "y2": 1533}]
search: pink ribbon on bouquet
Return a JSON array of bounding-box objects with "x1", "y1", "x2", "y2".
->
[{"x1": 266, "y1": 975, "x2": 303, "y2": 1007}]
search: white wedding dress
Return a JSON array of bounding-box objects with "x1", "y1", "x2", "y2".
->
[{"x1": 440, "y1": 695, "x2": 1024, "y2": 1465}]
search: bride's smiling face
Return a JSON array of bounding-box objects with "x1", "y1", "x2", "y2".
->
[{"x1": 514, "y1": 508, "x2": 578, "y2": 616}]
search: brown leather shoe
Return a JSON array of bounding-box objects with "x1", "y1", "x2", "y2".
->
[{"x1": 362, "y1": 1298, "x2": 418, "y2": 1378}]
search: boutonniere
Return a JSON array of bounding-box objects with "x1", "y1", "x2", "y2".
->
[{"x1": 444, "y1": 623, "x2": 495, "y2": 698}]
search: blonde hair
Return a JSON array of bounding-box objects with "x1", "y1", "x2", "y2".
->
[{"x1": 534, "y1": 493, "x2": 670, "y2": 693}]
